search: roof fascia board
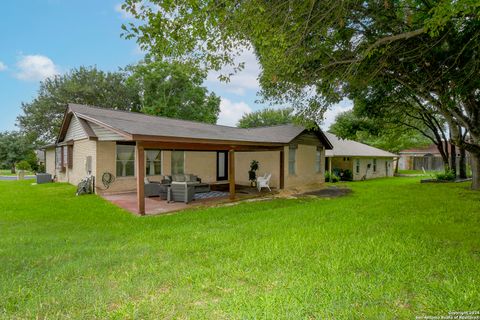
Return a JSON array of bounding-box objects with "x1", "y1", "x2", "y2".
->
[
  {"x1": 132, "y1": 134, "x2": 285, "y2": 147},
  {"x1": 75, "y1": 113, "x2": 133, "y2": 140}
]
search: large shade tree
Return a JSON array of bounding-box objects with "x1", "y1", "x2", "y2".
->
[
  {"x1": 122, "y1": 0, "x2": 480, "y2": 188},
  {"x1": 0, "y1": 131, "x2": 34, "y2": 174},
  {"x1": 237, "y1": 107, "x2": 300, "y2": 128},
  {"x1": 126, "y1": 59, "x2": 220, "y2": 124},
  {"x1": 329, "y1": 110, "x2": 431, "y2": 154},
  {"x1": 17, "y1": 66, "x2": 140, "y2": 144}
]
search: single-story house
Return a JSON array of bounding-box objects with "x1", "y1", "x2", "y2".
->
[
  {"x1": 44, "y1": 104, "x2": 333, "y2": 214},
  {"x1": 324, "y1": 132, "x2": 397, "y2": 180},
  {"x1": 398, "y1": 144, "x2": 445, "y2": 171},
  {"x1": 398, "y1": 143, "x2": 470, "y2": 172}
]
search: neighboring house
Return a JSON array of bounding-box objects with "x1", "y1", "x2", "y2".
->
[
  {"x1": 44, "y1": 104, "x2": 333, "y2": 214},
  {"x1": 324, "y1": 132, "x2": 397, "y2": 180},
  {"x1": 398, "y1": 143, "x2": 469, "y2": 172},
  {"x1": 398, "y1": 144, "x2": 445, "y2": 171}
]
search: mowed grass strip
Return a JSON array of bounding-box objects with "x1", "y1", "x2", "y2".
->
[{"x1": 0, "y1": 178, "x2": 479, "y2": 319}]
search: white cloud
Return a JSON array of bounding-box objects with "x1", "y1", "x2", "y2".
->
[
  {"x1": 321, "y1": 99, "x2": 353, "y2": 131},
  {"x1": 15, "y1": 55, "x2": 59, "y2": 81},
  {"x1": 217, "y1": 98, "x2": 253, "y2": 127},
  {"x1": 207, "y1": 48, "x2": 261, "y2": 96},
  {"x1": 0, "y1": 61, "x2": 6, "y2": 71},
  {"x1": 114, "y1": 3, "x2": 133, "y2": 19}
]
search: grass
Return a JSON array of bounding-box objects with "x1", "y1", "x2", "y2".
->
[
  {"x1": 1, "y1": 178, "x2": 479, "y2": 319},
  {"x1": 397, "y1": 169, "x2": 436, "y2": 175},
  {"x1": 0, "y1": 169, "x2": 34, "y2": 176}
]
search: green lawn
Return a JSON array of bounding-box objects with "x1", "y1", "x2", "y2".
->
[
  {"x1": 1, "y1": 178, "x2": 479, "y2": 319},
  {"x1": 397, "y1": 169, "x2": 436, "y2": 175}
]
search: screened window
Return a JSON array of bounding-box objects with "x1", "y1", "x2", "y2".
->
[
  {"x1": 356, "y1": 159, "x2": 360, "y2": 174},
  {"x1": 63, "y1": 146, "x2": 68, "y2": 169},
  {"x1": 116, "y1": 144, "x2": 135, "y2": 177},
  {"x1": 171, "y1": 151, "x2": 185, "y2": 174},
  {"x1": 315, "y1": 150, "x2": 321, "y2": 173},
  {"x1": 55, "y1": 147, "x2": 63, "y2": 170},
  {"x1": 373, "y1": 159, "x2": 377, "y2": 172},
  {"x1": 145, "y1": 150, "x2": 162, "y2": 176},
  {"x1": 288, "y1": 146, "x2": 296, "y2": 175}
]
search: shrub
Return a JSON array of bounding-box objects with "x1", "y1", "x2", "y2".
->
[
  {"x1": 341, "y1": 169, "x2": 353, "y2": 181},
  {"x1": 435, "y1": 169, "x2": 456, "y2": 181},
  {"x1": 16, "y1": 160, "x2": 31, "y2": 171},
  {"x1": 325, "y1": 171, "x2": 340, "y2": 183}
]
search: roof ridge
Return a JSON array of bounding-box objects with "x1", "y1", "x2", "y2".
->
[{"x1": 68, "y1": 103, "x2": 248, "y2": 130}]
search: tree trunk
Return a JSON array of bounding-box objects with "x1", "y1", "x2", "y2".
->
[
  {"x1": 459, "y1": 147, "x2": 467, "y2": 179},
  {"x1": 10, "y1": 164, "x2": 16, "y2": 174},
  {"x1": 471, "y1": 153, "x2": 480, "y2": 190},
  {"x1": 450, "y1": 142, "x2": 456, "y2": 176}
]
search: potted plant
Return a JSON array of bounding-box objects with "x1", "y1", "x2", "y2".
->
[
  {"x1": 248, "y1": 160, "x2": 259, "y2": 187},
  {"x1": 16, "y1": 160, "x2": 31, "y2": 180}
]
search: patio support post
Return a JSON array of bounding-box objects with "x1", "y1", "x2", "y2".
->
[
  {"x1": 328, "y1": 157, "x2": 332, "y2": 178},
  {"x1": 136, "y1": 141, "x2": 145, "y2": 215},
  {"x1": 229, "y1": 149, "x2": 235, "y2": 200},
  {"x1": 279, "y1": 149, "x2": 285, "y2": 189}
]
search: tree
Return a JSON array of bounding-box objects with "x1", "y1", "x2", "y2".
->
[
  {"x1": 237, "y1": 107, "x2": 300, "y2": 128},
  {"x1": 126, "y1": 59, "x2": 220, "y2": 124},
  {"x1": 329, "y1": 110, "x2": 431, "y2": 154},
  {"x1": 17, "y1": 66, "x2": 140, "y2": 144},
  {"x1": 0, "y1": 131, "x2": 34, "y2": 174},
  {"x1": 121, "y1": 0, "x2": 480, "y2": 189}
]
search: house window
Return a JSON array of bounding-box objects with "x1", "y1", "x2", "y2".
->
[
  {"x1": 373, "y1": 159, "x2": 377, "y2": 172},
  {"x1": 356, "y1": 159, "x2": 360, "y2": 174},
  {"x1": 171, "y1": 151, "x2": 185, "y2": 174},
  {"x1": 67, "y1": 145, "x2": 73, "y2": 169},
  {"x1": 145, "y1": 150, "x2": 162, "y2": 176},
  {"x1": 55, "y1": 147, "x2": 63, "y2": 170},
  {"x1": 288, "y1": 145, "x2": 297, "y2": 175},
  {"x1": 116, "y1": 144, "x2": 135, "y2": 177},
  {"x1": 315, "y1": 149, "x2": 321, "y2": 173}
]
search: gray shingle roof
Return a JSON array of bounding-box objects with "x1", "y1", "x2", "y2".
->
[
  {"x1": 324, "y1": 132, "x2": 397, "y2": 158},
  {"x1": 67, "y1": 104, "x2": 331, "y2": 146}
]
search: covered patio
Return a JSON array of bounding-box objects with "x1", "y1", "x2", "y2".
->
[
  {"x1": 103, "y1": 184, "x2": 277, "y2": 215},
  {"x1": 132, "y1": 139, "x2": 285, "y2": 215}
]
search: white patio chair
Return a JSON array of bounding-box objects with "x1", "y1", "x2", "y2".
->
[{"x1": 257, "y1": 173, "x2": 272, "y2": 192}]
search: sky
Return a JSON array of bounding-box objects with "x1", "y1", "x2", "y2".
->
[{"x1": 0, "y1": 0, "x2": 351, "y2": 132}]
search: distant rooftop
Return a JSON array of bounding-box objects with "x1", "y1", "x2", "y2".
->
[{"x1": 324, "y1": 132, "x2": 397, "y2": 158}]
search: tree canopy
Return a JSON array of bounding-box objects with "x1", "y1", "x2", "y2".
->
[
  {"x1": 237, "y1": 107, "x2": 299, "y2": 128},
  {"x1": 330, "y1": 110, "x2": 431, "y2": 154},
  {"x1": 126, "y1": 59, "x2": 220, "y2": 124},
  {"x1": 17, "y1": 66, "x2": 140, "y2": 144},
  {"x1": 0, "y1": 131, "x2": 35, "y2": 173}
]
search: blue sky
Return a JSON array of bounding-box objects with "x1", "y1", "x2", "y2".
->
[{"x1": 0, "y1": 0, "x2": 350, "y2": 132}]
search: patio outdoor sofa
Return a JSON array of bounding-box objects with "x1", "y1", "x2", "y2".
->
[{"x1": 144, "y1": 174, "x2": 210, "y2": 201}]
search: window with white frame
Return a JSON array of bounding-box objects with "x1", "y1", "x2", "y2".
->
[
  {"x1": 315, "y1": 149, "x2": 321, "y2": 173},
  {"x1": 356, "y1": 159, "x2": 360, "y2": 174},
  {"x1": 171, "y1": 151, "x2": 185, "y2": 174},
  {"x1": 145, "y1": 150, "x2": 162, "y2": 176},
  {"x1": 288, "y1": 145, "x2": 297, "y2": 175},
  {"x1": 116, "y1": 144, "x2": 135, "y2": 177}
]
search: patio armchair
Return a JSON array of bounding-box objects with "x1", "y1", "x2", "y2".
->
[
  {"x1": 167, "y1": 181, "x2": 195, "y2": 204},
  {"x1": 144, "y1": 178, "x2": 168, "y2": 199},
  {"x1": 257, "y1": 173, "x2": 272, "y2": 192}
]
